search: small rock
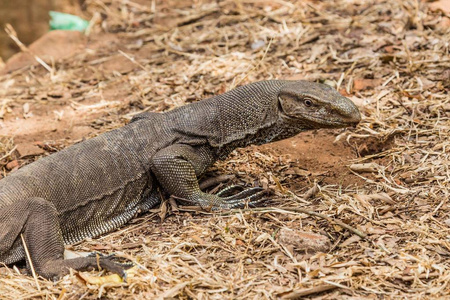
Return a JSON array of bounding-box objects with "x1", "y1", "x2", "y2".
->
[
  {"x1": 251, "y1": 40, "x2": 266, "y2": 50},
  {"x1": 15, "y1": 143, "x2": 45, "y2": 158},
  {"x1": 6, "y1": 160, "x2": 19, "y2": 170},
  {"x1": 289, "y1": 167, "x2": 311, "y2": 177},
  {"x1": 349, "y1": 163, "x2": 380, "y2": 173},
  {"x1": 278, "y1": 228, "x2": 331, "y2": 253}
]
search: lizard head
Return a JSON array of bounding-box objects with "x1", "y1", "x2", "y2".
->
[{"x1": 277, "y1": 81, "x2": 361, "y2": 129}]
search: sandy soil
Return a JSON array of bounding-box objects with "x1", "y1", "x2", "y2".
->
[{"x1": 0, "y1": 0, "x2": 449, "y2": 299}]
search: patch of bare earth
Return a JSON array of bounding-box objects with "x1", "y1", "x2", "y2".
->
[{"x1": 0, "y1": 0, "x2": 449, "y2": 299}]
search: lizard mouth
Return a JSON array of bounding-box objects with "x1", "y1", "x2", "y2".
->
[{"x1": 305, "y1": 115, "x2": 358, "y2": 128}]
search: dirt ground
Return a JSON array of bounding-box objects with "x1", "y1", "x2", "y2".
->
[{"x1": 0, "y1": 0, "x2": 449, "y2": 299}]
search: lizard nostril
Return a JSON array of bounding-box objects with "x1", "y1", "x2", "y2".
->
[{"x1": 344, "y1": 103, "x2": 362, "y2": 125}]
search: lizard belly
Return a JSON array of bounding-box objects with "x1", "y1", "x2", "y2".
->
[
  {"x1": 46, "y1": 133, "x2": 155, "y2": 244},
  {"x1": 59, "y1": 174, "x2": 151, "y2": 245}
]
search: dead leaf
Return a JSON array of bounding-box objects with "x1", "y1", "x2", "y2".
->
[
  {"x1": 159, "y1": 200, "x2": 168, "y2": 221},
  {"x1": 304, "y1": 184, "x2": 320, "y2": 199},
  {"x1": 15, "y1": 143, "x2": 45, "y2": 158},
  {"x1": 77, "y1": 266, "x2": 139, "y2": 285},
  {"x1": 5, "y1": 160, "x2": 18, "y2": 170},
  {"x1": 341, "y1": 235, "x2": 362, "y2": 247},
  {"x1": 77, "y1": 272, "x2": 124, "y2": 285},
  {"x1": 429, "y1": 0, "x2": 450, "y2": 15},
  {"x1": 437, "y1": 16, "x2": 450, "y2": 28},
  {"x1": 191, "y1": 235, "x2": 206, "y2": 245},
  {"x1": 354, "y1": 193, "x2": 396, "y2": 205},
  {"x1": 353, "y1": 79, "x2": 382, "y2": 91}
]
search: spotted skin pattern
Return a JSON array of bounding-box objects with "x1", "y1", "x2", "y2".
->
[{"x1": 0, "y1": 80, "x2": 360, "y2": 279}]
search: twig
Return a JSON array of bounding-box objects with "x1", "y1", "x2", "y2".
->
[
  {"x1": 178, "y1": 206, "x2": 368, "y2": 239},
  {"x1": 198, "y1": 174, "x2": 235, "y2": 190},
  {"x1": 4, "y1": 24, "x2": 53, "y2": 74},
  {"x1": 0, "y1": 145, "x2": 17, "y2": 162},
  {"x1": 118, "y1": 50, "x2": 148, "y2": 72},
  {"x1": 232, "y1": 37, "x2": 273, "y2": 89},
  {"x1": 303, "y1": 183, "x2": 320, "y2": 200},
  {"x1": 20, "y1": 234, "x2": 41, "y2": 291},
  {"x1": 261, "y1": 207, "x2": 367, "y2": 239}
]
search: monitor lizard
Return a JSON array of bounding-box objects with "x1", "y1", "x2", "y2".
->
[{"x1": 0, "y1": 80, "x2": 361, "y2": 279}]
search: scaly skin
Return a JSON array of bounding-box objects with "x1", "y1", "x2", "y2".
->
[{"x1": 0, "y1": 80, "x2": 360, "y2": 279}]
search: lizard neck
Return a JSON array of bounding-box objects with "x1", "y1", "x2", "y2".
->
[
  {"x1": 216, "y1": 117, "x2": 306, "y2": 159},
  {"x1": 164, "y1": 80, "x2": 289, "y2": 149}
]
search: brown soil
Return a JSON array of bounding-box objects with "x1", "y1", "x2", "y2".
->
[
  {"x1": 1, "y1": 0, "x2": 449, "y2": 299},
  {"x1": 260, "y1": 130, "x2": 365, "y2": 188}
]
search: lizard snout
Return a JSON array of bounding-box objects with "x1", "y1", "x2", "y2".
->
[
  {"x1": 345, "y1": 108, "x2": 362, "y2": 126},
  {"x1": 336, "y1": 97, "x2": 361, "y2": 126}
]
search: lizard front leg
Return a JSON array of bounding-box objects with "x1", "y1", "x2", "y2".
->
[{"x1": 150, "y1": 144, "x2": 267, "y2": 210}]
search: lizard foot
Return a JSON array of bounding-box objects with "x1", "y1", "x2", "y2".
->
[
  {"x1": 216, "y1": 186, "x2": 263, "y2": 198},
  {"x1": 95, "y1": 256, "x2": 133, "y2": 279},
  {"x1": 38, "y1": 255, "x2": 133, "y2": 280},
  {"x1": 197, "y1": 186, "x2": 269, "y2": 210},
  {"x1": 87, "y1": 252, "x2": 134, "y2": 269}
]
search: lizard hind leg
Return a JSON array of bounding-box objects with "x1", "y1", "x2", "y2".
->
[{"x1": 7, "y1": 197, "x2": 129, "y2": 280}]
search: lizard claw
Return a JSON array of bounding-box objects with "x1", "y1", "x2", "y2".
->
[
  {"x1": 222, "y1": 188, "x2": 266, "y2": 203},
  {"x1": 216, "y1": 186, "x2": 264, "y2": 199},
  {"x1": 87, "y1": 252, "x2": 134, "y2": 270},
  {"x1": 196, "y1": 186, "x2": 269, "y2": 210},
  {"x1": 217, "y1": 196, "x2": 270, "y2": 209},
  {"x1": 215, "y1": 185, "x2": 245, "y2": 197}
]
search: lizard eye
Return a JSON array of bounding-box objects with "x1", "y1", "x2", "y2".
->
[{"x1": 304, "y1": 99, "x2": 313, "y2": 107}]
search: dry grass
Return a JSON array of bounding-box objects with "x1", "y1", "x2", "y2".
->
[{"x1": 0, "y1": 0, "x2": 449, "y2": 298}]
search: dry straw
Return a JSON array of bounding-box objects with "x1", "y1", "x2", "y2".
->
[{"x1": 0, "y1": 0, "x2": 449, "y2": 298}]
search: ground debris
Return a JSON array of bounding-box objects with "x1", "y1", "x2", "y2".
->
[
  {"x1": 15, "y1": 143, "x2": 45, "y2": 158},
  {"x1": 5, "y1": 159, "x2": 18, "y2": 170},
  {"x1": 0, "y1": 0, "x2": 449, "y2": 298},
  {"x1": 278, "y1": 228, "x2": 331, "y2": 253}
]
